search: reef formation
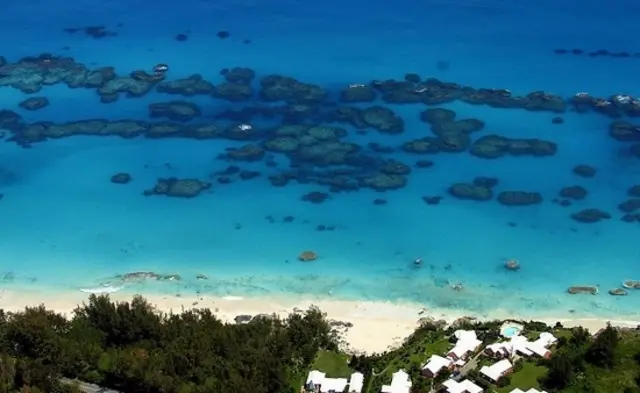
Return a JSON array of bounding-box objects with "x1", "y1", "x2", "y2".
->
[{"x1": 0, "y1": 53, "x2": 638, "y2": 226}]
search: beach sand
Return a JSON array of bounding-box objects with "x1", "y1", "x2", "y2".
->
[{"x1": 1, "y1": 289, "x2": 638, "y2": 354}]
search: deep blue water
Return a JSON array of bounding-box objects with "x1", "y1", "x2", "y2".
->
[{"x1": 0, "y1": 0, "x2": 639, "y2": 319}]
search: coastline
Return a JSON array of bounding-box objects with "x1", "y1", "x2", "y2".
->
[{"x1": 1, "y1": 288, "x2": 638, "y2": 354}]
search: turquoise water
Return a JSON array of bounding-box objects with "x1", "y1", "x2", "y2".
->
[
  {"x1": 0, "y1": 0, "x2": 639, "y2": 319},
  {"x1": 503, "y1": 326, "x2": 520, "y2": 338}
]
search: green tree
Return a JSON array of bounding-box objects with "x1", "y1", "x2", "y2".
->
[
  {"x1": 585, "y1": 324, "x2": 619, "y2": 368},
  {"x1": 541, "y1": 353, "x2": 575, "y2": 390}
]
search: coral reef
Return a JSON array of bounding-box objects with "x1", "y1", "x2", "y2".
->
[
  {"x1": 497, "y1": 191, "x2": 543, "y2": 206},
  {"x1": 567, "y1": 285, "x2": 598, "y2": 295},
  {"x1": 298, "y1": 251, "x2": 317, "y2": 262},
  {"x1": 144, "y1": 178, "x2": 211, "y2": 198},
  {"x1": 609, "y1": 288, "x2": 628, "y2": 296},
  {"x1": 470, "y1": 135, "x2": 557, "y2": 158},
  {"x1": 571, "y1": 208, "x2": 611, "y2": 223},
  {"x1": 149, "y1": 101, "x2": 201, "y2": 122},
  {"x1": 110, "y1": 173, "x2": 132, "y2": 184},
  {"x1": 448, "y1": 183, "x2": 493, "y2": 201},
  {"x1": 559, "y1": 185, "x2": 588, "y2": 200},
  {"x1": 19, "y1": 97, "x2": 49, "y2": 111}
]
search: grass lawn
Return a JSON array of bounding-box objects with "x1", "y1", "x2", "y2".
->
[
  {"x1": 312, "y1": 350, "x2": 352, "y2": 378},
  {"x1": 496, "y1": 362, "x2": 548, "y2": 393}
]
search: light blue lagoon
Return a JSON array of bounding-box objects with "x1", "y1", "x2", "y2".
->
[{"x1": 0, "y1": 0, "x2": 639, "y2": 321}]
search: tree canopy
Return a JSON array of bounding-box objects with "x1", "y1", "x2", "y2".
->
[{"x1": 0, "y1": 295, "x2": 337, "y2": 393}]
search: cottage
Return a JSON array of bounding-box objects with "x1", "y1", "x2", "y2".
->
[
  {"x1": 524, "y1": 332, "x2": 557, "y2": 359},
  {"x1": 320, "y1": 378, "x2": 348, "y2": 393},
  {"x1": 509, "y1": 389, "x2": 549, "y2": 393},
  {"x1": 304, "y1": 370, "x2": 348, "y2": 393},
  {"x1": 421, "y1": 354, "x2": 453, "y2": 377},
  {"x1": 306, "y1": 370, "x2": 326, "y2": 392},
  {"x1": 447, "y1": 330, "x2": 483, "y2": 360},
  {"x1": 349, "y1": 372, "x2": 364, "y2": 393},
  {"x1": 442, "y1": 378, "x2": 483, "y2": 393},
  {"x1": 485, "y1": 331, "x2": 558, "y2": 360},
  {"x1": 381, "y1": 370, "x2": 412, "y2": 393},
  {"x1": 479, "y1": 359, "x2": 513, "y2": 382}
]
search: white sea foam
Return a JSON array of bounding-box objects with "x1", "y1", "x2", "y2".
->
[
  {"x1": 222, "y1": 295, "x2": 243, "y2": 301},
  {"x1": 80, "y1": 285, "x2": 123, "y2": 294}
]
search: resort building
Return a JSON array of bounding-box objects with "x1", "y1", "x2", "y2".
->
[
  {"x1": 381, "y1": 370, "x2": 412, "y2": 393},
  {"x1": 485, "y1": 332, "x2": 557, "y2": 359},
  {"x1": 525, "y1": 332, "x2": 557, "y2": 359},
  {"x1": 447, "y1": 330, "x2": 483, "y2": 360},
  {"x1": 421, "y1": 354, "x2": 454, "y2": 377},
  {"x1": 304, "y1": 370, "x2": 348, "y2": 393},
  {"x1": 479, "y1": 359, "x2": 513, "y2": 382},
  {"x1": 485, "y1": 336, "x2": 530, "y2": 358},
  {"x1": 442, "y1": 378, "x2": 483, "y2": 393},
  {"x1": 509, "y1": 389, "x2": 548, "y2": 393},
  {"x1": 348, "y1": 372, "x2": 364, "y2": 393}
]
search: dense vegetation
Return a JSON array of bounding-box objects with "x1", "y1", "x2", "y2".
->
[
  {"x1": 0, "y1": 295, "x2": 336, "y2": 393},
  {"x1": 2, "y1": 295, "x2": 640, "y2": 393}
]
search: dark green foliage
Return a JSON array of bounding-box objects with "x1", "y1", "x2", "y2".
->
[
  {"x1": 524, "y1": 321, "x2": 549, "y2": 331},
  {"x1": 496, "y1": 375, "x2": 511, "y2": 387},
  {"x1": 541, "y1": 353, "x2": 575, "y2": 390},
  {"x1": 0, "y1": 295, "x2": 336, "y2": 393},
  {"x1": 585, "y1": 324, "x2": 619, "y2": 368}
]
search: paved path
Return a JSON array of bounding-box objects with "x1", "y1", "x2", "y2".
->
[{"x1": 60, "y1": 378, "x2": 121, "y2": 393}]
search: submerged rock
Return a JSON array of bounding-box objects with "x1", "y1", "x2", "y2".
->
[
  {"x1": 448, "y1": 183, "x2": 492, "y2": 201},
  {"x1": 497, "y1": 191, "x2": 543, "y2": 206},
  {"x1": 572, "y1": 165, "x2": 596, "y2": 178},
  {"x1": 571, "y1": 208, "x2": 611, "y2": 223},
  {"x1": 110, "y1": 172, "x2": 132, "y2": 184},
  {"x1": 609, "y1": 288, "x2": 628, "y2": 296},
  {"x1": 19, "y1": 97, "x2": 49, "y2": 111},
  {"x1": 567, "y1": 285, "x2": 598, "y2": 295},
  {"x1": 144, "y1": 177, "x2": 211, "y2": 198}
]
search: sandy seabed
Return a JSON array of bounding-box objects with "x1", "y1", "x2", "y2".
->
[{"x1": 0, "y1": 289, "x2": 637, "y2": 355}]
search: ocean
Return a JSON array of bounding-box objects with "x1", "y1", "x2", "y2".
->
[{"x1": 0, "y1": 0, "x2": 639, "y2": 320}]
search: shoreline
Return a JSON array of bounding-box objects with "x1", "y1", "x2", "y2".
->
[{"x1": 1, "y1": 288, "x2": 638, "y2": 354}]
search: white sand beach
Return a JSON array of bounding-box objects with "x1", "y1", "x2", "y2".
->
[{"x1": 0, "y1": 289, "x2": 637, "y2": 355}]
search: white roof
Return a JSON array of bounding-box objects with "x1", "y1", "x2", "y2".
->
[
  {"x1": 480, "y1": 359, "x2": 512, "y2": 381},
  {"x1": 349, "y1": 372, "x2": 364, "y2": 393},
  {"x1": 381, "y1": 370, "x2": 412, "y2": 393},
  {"x1": 422, "y1": 354, "x2": 452, "y2": 374},
  {"x1": 510, "y1": 389, "x2": 548, "y2": 393},
  {"x1": 526, "y1": 341, "x2": 550, "y2": 357},
  {"x1": 307, "y1": 370, "x2": 326, "y2": 384},
  {"x1": 449, "y1": 337, "x2": 483, "y2": 357},
  {"x1": 454, "y1": 329, "x2": 477, "y2": 341},
  {"x1": 442, "y1": 378, "x2": 483, "y2": 393},
  {"x1": 533, "y1": 332, "x2": 557, "y2": 347},
  {"x1": 320, "y1": 378, "x2": 348, "y2": 393}
]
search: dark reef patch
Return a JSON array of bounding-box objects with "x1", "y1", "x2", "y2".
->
[
  {"x1": 302, "y1": 191, "x2": 330, "y2": 204},
  {"x1": 571, "y1": 209, "x2": 611, "y2": 223},
  {"x1": 149, "y1": 101, "x2": 201, "y2": 122},
  {"x1": 19, "y1": 97, "x2": 49, "y2": 111},
  {"x1": 470, "y1": 135, "x2": 557, "y2": 159},
  {"x1": 497, "y1": 191, "x2": 543, "y2": 206},
  {"x1": 559, "y1": 186, "x2": 588, "y2": 200},
  {"x1": 448, "y1": 183, "x2": 492, "y2": 201},
  {"x1": 143, "y1": 178, "x2": 211, "y2": 198},
  {"x1": 110, "y1": 173, "x2": 132, "y2": 184},
  {"x1": 572, "y1": 165, "x2": 596, "y2": 178}
]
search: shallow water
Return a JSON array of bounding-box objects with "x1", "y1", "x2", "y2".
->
[{"x1": 0, "y1": 0, "x2": 639, "y2": 319}]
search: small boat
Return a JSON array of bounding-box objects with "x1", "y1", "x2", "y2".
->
[
  {"x1": 452, "y1": 283, "x2": 463, "y2": 291},
  {"x1": 414, "y1": 258, "x2": 423, "y2": 266}
]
